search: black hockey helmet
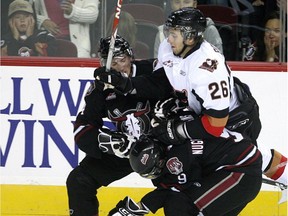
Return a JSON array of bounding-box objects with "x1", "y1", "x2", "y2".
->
[
  {"x1": 165, "y1": 7, "x2": 206, "y2": 40},
  {"x1": 98, "y1": 35, "x2": 133, "y2": 60},
  {"x1": 129, "y1": 135, "x2": 166, "y2": 179}
]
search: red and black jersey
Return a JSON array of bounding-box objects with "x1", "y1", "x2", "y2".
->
[
  {"x1": 142, "y1": 136, "x2": 262, "y2": 214},
  {"x1": 74, "y1": 59, "x2": 159, "y2": 158},
  {"x1": 152, "y1": 136, "x2": 262, "y2": 192}
]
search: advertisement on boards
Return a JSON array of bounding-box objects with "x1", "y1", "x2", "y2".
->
[{"x1": 1, "y1": 66, "x2": 287, "y2": 189}]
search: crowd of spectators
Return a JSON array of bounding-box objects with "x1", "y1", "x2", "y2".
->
[{"x1": 1, "y1": 0, "x2": 286, "y2": 62}]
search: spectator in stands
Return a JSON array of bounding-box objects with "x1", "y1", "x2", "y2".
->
[
  {"x1": 244, "y1": 10, "x2": 287, "y2": 62},
  {"x1": 246, "y1": 0, "x2": 281, "y2": 42},
  {"x1": 1, "y1": 0, "x2": 35, "y2": 38},
  {"x1": 33, "y1": 0, "x2": 100, "y2": 58},
  {"x1": 107, "y1": 11, "x2": 137, "y2": 53},
  {"x1": 154, "y1": 0, "x2": 223, "y2": 57},
  {"x1": 1, "y1": 0, "x2": 56, "y2": 57},
  {"x1": 107, "y1": 11, "x2": 150, "y2": 59}
]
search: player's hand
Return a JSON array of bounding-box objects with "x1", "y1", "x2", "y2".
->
[
  {"x1": 108, "y1": 196, "x2": 149, "y2": 216},
  {"x1": 94, "y1": 67, "x2": 111, "y2": 91},
  {"x1": 98, "y1": 129, "x2": 136, "y2": 158},
  {"x1": 94, "y1": 67, "x2": 133, "y2": 94},
  {"x1": 154, "y1": 96, "x2": 188, "y2": 120},
  {"x1": 151, "y1": 118, "x2": 186, "y2": 146}
]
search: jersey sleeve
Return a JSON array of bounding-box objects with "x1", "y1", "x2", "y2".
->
[
  {"x1": 131, "y1": 67, "x2": 174, "y2": 99},
  {"x1": 73, "y1": 81, "x2": 107, "y2": 157}
]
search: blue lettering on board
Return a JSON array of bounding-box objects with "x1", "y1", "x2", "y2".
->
[
  {"x1": 40, "y1": 79, "x2": 91, "y2": 116},
  {"x1": 0, "y1": 77, "x2": 97, "y2": 168}
]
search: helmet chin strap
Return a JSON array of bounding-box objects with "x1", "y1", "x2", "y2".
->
[{"x1": 174, "y1": 42, "x2": 189, "y2": 57}]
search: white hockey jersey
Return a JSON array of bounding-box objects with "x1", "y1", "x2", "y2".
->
[{"x1": 155, "y1": 39, "x2": 240, "y2": 118}]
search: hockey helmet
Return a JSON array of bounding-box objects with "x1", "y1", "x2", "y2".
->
[
  {"x1": 98, "y1": 35, "x2": 133, "y2": 60},
  {"x1": 129, "y1": 135, "x2": 166, "y2": 179},
  {"x1": 165, "y1": 7, "x2": 206, "y2": 40}
]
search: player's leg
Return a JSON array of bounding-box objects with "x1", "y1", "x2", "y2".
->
[
  {"x1": 66, "y1": 165, "x2": 100, "y2": 216},
  {"x1": 163, "y1": 191, "x2": 199, "y2": 216},
  {"x1": 66, "y1": 154, "x2": 133, "y2": 216},
  {"x1": 184, "y1": 171, "x2": 262, "y2": 216}
]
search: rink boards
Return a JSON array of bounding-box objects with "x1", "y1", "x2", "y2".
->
[
  {"x1": 0, "y1": 62, "x2": 287, "y2": 215},
  {"x1": 1, "y1": 184, "x2": 287, "y2": 216}
]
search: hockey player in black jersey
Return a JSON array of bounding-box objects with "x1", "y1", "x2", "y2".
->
[
  {"x1": 66, "y1": 35, "x2": 173, "y2": 216},
  {"x1": 108, "y1": 113, "x2": 263, "y2": 216}
]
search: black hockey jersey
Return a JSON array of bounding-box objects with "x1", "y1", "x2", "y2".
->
[
  {"x1": 74, "y1": 59, "x2": 159, "y2": 158},
  {"x1": 142, "y1": 136, "x2": 262, "y2": 213}
]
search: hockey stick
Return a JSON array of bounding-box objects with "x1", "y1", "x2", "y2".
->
[
  {"x1": 262, "y1": 178, "x2": 287, "y2": 190},
  {"x1": 262, "y1": 178, "x2": 287, "y2": 204},
  {"x1": 106, "y1": 0, "x2": 123, "y2": 74}
]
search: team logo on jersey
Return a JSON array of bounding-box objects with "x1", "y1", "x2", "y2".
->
[
  {"x1": 108, "y1": 101, "x2": 151, "y2": 138},
  {"x1": 166, "y1": 157, "x2": 183, "y2": 175},
  {"x1": 163, "y1": 60, "x2": 173, "y2": 67},
  {"x1": 199, "y1": 59, "x2": 218, "y2": 72}
]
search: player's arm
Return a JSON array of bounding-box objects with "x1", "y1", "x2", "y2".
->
[
  {"x1": 95, "y1": 66, "x2": 174, "y2": 99},
  {"x1": 73, "y1": 82, "x2": 106, "y2": 157},
  {"x1": 151, "y1": 75, "x2": 230, "y2": 145},
  {"x1": 132, "y1": 67, "x2": 173, "y2": 98}
]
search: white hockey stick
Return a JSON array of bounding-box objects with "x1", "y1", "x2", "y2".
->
[
  {"x1": 262, "y1": 178, "x2": 287, "y2": 190},
  {"x1": 106, "y1": 0, "x2": 123, "y2": 74}
]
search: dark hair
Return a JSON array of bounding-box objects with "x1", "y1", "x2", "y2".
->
[{"x1": 253, "y1": 10, "x2": 286, "y2": 61}]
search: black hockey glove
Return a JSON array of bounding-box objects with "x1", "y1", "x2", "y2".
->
[
  {"x1": 98, "y1": 128, "x2": 136, "y2": 158},
  {"x1": 154, "y1": 96, "x2": 188, "y2": 120},
  {"x1": 109, "y1": 196, "x2": 149, "y2": 216},
  {"x1": 94, "y1": 67, "x2": 133, "y2": 95},
  {"x1": 151, "y1": 118, "x2": 187, "y2": 146}
]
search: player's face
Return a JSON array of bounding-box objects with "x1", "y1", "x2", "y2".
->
[
  {"x1": 111, "y1": 55, "x2": 133, "y2": 76},
  {"x1": 167, "y1": 28, "x2": 191, "y2": 56},
  {"x1": 170, "y1": 0, "x2": 197, "y2": 11},
  {"x1": 264, "y1": 18, "x2": 281, "y2": 48}
]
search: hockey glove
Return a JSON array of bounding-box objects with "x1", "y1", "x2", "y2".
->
[
  {"x1": 154, "y1": 96, "x2": 188, "y2": 120},
  {"x1": 98, "y1": 129, "x2": 136, "y2": 158},
  {"x1": 94, "y1": 67, "x2": 133, "y2": 94},
  {"x1": 151, "y1": 118, "x2": 187, "y2": 146},
  {"x1": 109, "y1": 196, "x2": 149, "y2": 216}
]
